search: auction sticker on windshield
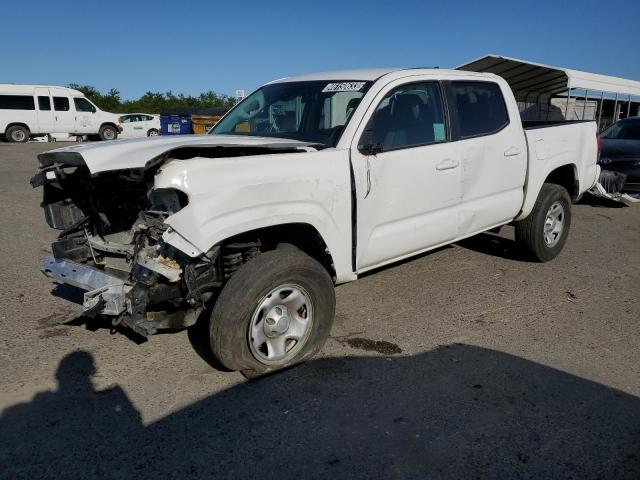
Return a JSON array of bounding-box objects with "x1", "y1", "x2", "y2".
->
[{"x1": 322, "y1": 82, "x2": 367, "y2": 93}]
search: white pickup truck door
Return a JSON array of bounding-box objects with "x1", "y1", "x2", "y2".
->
[
  {"x1": 351, "y1": 79, "x2": 462, "y2": 271},
  {"x1": 445, "y1": 80, "x2": 527, "y2": 235}
]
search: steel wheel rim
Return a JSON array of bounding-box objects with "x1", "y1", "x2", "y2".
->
[
  {"x1": 104, "y1": 129, "x2": 115, "y2": 140},
  {"x1": 543, "y1": 201, "x2": 564, "y2": 247},
  {"x1": 149, "y1": 130, "x2": 158, "y2": 136},
  {"x1": 248, "y1": 284, "x2": 314, "y2": 366},
  {"x1": 13, "y1": 130, "x2": 26, "y2": 142}
]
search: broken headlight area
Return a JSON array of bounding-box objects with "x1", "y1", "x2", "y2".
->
[{"x1": 34, "y1": 158, "x2": 223, "y2": 339}]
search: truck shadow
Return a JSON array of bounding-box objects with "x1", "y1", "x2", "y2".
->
[
  {"x1": 2, "y1": 345, "x2": 639, "y2": 479},
  {"x1": 578, "y1": 193, "x2": 627, "y2": 208},
  {"x1": 455, "y1": 231, "x2": 529, "y2": 262}
]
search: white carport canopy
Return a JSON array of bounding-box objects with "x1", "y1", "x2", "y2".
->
[{"x1": 457, "y1": 55, "x2": 640, "y2": 102}]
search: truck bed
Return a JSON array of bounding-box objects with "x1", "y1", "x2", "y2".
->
[
  {"x1": 522, "y1": 120, "x2": 593, "y2": 130},
  {"x1": 517, "y1": 120, "x2": 599, "y2": 221}
]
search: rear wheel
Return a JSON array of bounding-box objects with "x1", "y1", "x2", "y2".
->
[
  {"x1": 515, "y1": 183, "x2": 572, "y2": 262},
  {"x1": 209, "y1": 249, "x2": 335, "y2": 378},
  {"x1": 6, "y1": 125, "x2": 29, "y2": 143},
  {"x1": 98, "y1": 124, "x2": 118, "y2": 141},
  {"x1": 147, "y1": 128, "x2": 159, "y2": 137}
]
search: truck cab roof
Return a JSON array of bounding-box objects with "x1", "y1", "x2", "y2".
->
[{"x1": 269, "y1": 68, "x2": 500, "y2": 84}]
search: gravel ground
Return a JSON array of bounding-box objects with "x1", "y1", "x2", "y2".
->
[{"x1": 1, "y1": 141, "x2": 639, "y2": 479}]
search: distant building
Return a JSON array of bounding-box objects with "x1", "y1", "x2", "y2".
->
[{"x1": 458, "y1": 55, "x2": 640, "y2": 130}]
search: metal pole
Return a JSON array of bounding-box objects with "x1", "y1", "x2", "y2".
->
[
  {"x1": 565, "y1": 80, "x2": 572, "y2": 119},
  {"x1": 582, "y1": 89, "x2": 588, "y2": 120},
  {"x1": 597, "y1": 91, "x2": 604, "y2": 129},
  {"x1": 627, "y1": 96, "x2": 632, "y2": 118},
  {"x1": 523, "y1": 91, "x2": 531, "y2": 119},
  {"x1": 612, "y1": 93, "x2": 619, "y2": 123}
]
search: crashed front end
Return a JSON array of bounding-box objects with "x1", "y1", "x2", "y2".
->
[{"x1": 31, "y1": 151, "x2": 222, "y2": 338}]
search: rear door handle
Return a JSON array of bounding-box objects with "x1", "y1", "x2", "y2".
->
[
  {"x1": 436, "y1": 158, "x2": 460, "y2": 171},
  {"x1": 504, "y1": 146, "x2": 522, "y2": 157}
]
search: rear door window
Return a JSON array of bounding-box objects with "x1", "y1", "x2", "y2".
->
[
  {"x1": 0, "y1": 95, "x2": 35, "y2": 110},
  {"x1": 53, "y1": 97, "x2": 70, "y2": 111},
  {"x1": 450, "y1": 81, "x2": 509, "y2": 138}
]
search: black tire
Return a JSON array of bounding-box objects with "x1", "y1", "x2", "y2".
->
[
  {"x1": 515, "y1": 183, "x2": 572, "y2": 262},
  {"x1": 98, "y1": 124, "x2": 118, "y2": 141},
  {"x1": 209, "y1": 249, "x2": 335, "y2": 378},
  {"x1": 147, "y1": 128, "x2": 159, "y2": 137},
  {"x1": 6, "y1": 125, "x2": 29, "y2": 143}
]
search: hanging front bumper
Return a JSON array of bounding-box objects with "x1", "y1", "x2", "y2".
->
[{"x1": 40, "y1": 256, "x2": 129, "y2": 316}]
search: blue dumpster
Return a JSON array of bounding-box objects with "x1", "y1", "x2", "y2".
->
[{"x1": 160, "y1": 111, "x2": 192, "y2": 135}]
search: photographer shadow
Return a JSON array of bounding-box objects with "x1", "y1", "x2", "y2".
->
[
  {"x1": 0, "y1": 351, "x2": 143, "y2": 478},
  {"x1": 2, "y1": 345, "x2": 639, "y2": 479}
]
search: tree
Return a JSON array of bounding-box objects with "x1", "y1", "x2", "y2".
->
[{"x1": 66, "y1": 85, "x2": 234, "y2": 114}]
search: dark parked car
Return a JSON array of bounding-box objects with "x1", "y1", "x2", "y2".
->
[{"x1": 598, "y1": 116, "x2": 640, "y2": 195}]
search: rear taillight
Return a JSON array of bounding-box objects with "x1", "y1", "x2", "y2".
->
[{"x1": 596, "y1": 135, "x2": 602, "y2": 160}]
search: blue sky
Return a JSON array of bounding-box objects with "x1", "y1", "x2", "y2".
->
[{"x1": 2, "y1": 0, "x2": 639, "y2": 99}]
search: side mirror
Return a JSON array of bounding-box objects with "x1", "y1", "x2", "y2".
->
[
  {"x1": 91, "y1": 106, "x2": 96, "y2": 113},
  {"x1": 357, "y1": 128, "x2": 383, "y2": 155}
]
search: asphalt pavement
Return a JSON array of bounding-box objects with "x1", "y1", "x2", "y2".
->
[{"x1": 1, "y1": 141, "x2": 639, "y2": 479}]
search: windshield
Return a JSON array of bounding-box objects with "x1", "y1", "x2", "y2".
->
[
  {"x1": 601, "y1": 119, "x2": 640, "y2": 140},
  {"x1": 211, "y1": 80, "x2": 372, "y2": 147}
]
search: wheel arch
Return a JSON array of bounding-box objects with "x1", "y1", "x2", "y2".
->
[
  {"x1": 164, "y1": 206, "x2": 354, "y2": 284},
  {"x1": 218, "y1": 222, "x2": 337, "y2": 280},
  {"x1": 99, "y1": 122, "x2": 118, "y2": 132},
  {"x1": 516, "y1": 162, "x2": 579, "y2": 221},
  {"x1": 5, "y1": 122, "x2": 31, "y2": 133},
  {"x1": 543, "y1": 163, "x2": 579, "y2": 200}
]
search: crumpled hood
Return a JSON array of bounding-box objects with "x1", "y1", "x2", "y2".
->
[{"x1": 38, "y1": 134, "x2": 316, "y2": 174}]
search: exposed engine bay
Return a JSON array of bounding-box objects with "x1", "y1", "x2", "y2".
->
[{"x1": 30, "y1": 145, "x2": 309, "y2": 338}]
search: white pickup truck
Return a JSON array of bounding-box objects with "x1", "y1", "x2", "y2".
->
[{"x1": 32, "y1": 68, "x2": 599, "y2": 377}]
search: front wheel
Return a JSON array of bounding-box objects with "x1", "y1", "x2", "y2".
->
[
  {"x1": 515, "y1": 183, "x2": 572, "y2": 262},
  {"x1": 209, "y1": 249, "x2": 335, "y2": 378},
  {"x1": 98, "y1": 125, "x2": 118, "y2": 141}
]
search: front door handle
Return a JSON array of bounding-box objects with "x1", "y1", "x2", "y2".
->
[
  {"x1": 504, "y1": 146, "x2": 522, "y2": 157},
  {"x1": 436, "y1": 158, "x2": 460, "y2": 171}
]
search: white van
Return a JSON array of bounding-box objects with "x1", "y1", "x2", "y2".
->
[{"x1": 0, "y1": 84, "x2": 122, "y2": 142}]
